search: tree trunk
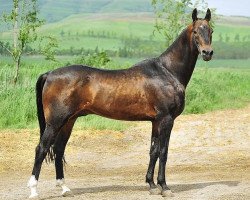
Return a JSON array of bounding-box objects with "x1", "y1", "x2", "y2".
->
[
  {"x1": 13, "y1": 1, "x2": 19, "y2": 84},
  {"x1": 13, "y1": 57, "x2": 20, "y2": 85},
  {"x1": 13, "y1": 1, "x2": 18, "y2": 50}
]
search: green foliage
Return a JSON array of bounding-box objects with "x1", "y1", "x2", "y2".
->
[
  {"x1": 74, "y1": 51, "x2": 111, "y2": 67},
  {"x1": 1, "y1": 1, "x2": 44, "y2": 65},
  {"x1": 152, "y1": 0, "x2": 192, "y2": 46},
  {"x1": 0, "y1": 85, "x2": 36, "y2": 129},
  {"x1": 185, "y1": 67, "x2": 250, "y2": 113},
  {"x1": 152, "y1": 0, "x2": 216, "y2": 46},
  {"x1": 0, "y1": 0, "x2": 58, "y2": 83},
  {"x1": 212, "y1": 41, "x2": 250, "y2": 59},
  {"x1": 39, "y1": 35, "x2": 58, "y2": 61}
]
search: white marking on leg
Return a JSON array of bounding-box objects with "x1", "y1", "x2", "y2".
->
[
  {"x1": 56, "y1": 179, "x2": 73, "y2": 196},
  {"x1": 27, "y1": 175, "x2": 38, "y2": 198}
]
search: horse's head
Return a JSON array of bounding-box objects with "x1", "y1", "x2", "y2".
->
[{"x1": 192, "y1": 8, "x2": 213, "y2": 61}]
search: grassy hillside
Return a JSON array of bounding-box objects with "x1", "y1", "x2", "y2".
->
[
  {"x1": 1, "y1": 13, "x2": 250, "y2": 59},
  {"x1": 0, "y1": 0, "x2": 153, "y2": 22},
  {"x1": 1, "y1": 1, "x2": 250, "y2": 59}
]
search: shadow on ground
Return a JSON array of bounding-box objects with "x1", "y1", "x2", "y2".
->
[{"x1": 41, "y1": 181, "x2": 239, "y2": 200}]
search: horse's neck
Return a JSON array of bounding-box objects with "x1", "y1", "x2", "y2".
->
[{"x1": 159, "y1": 26, "x2": 199, "y2": 87}]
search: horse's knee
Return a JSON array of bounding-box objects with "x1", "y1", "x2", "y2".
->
[
  {"x1": 150, "y1": 136, "x2": 159, "y2": 153},
  {"x1": 53, "y1": 136, "x2": 67, "y2": 156},
  {"x1": 159, "y1": 148, "x2": 168, "y2": 161},
  {"x1": 53, "y1": 142, "x2": 66, "y2": 179},
  {"x1": 35, "y1": 144, "x2": 47, "y2": 160},
  {"x1": 54, "y1": 146, "x2": 64, "y2": 161}
]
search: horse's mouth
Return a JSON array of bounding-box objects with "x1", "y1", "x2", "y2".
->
[
  {"x1": 196, "y1": 45, "x2": 212, "y2": 61},
  {"x1": 202, "y1": 54, "x2": 212, "y2": 61}
]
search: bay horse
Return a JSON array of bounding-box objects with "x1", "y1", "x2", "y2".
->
[{"x1": 28, "y1": 8, "x2": 213, "y2": 198}]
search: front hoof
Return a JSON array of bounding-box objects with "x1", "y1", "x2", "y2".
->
[
  {"x1": 29, "y1": 193, "x2": 39, "y2": 199},
  {"x1": 149, "y1": 187, "x2": 161, "y2": 195},
  {"x1": 162, "y1": 190, "x2": 174, "y2": 197},
  {"x1": 62, "y1": 190, "x2": 74, "y2": 197}
]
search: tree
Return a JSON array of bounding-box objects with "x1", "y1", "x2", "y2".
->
[
  {"x1": 0, "y1": 0, "x2": 57, "y2": 84},
  {"x1": 152, "y1": 0, "x2": 215, "y2": 47},
  {"x1": 225, "y1": 34, "x2": 230, "y2": 42},
  {"x1": 60, "y1": 29, "x2": 65, "y2": 37},
  {"x1": 234, "y1": 34, "x2": 240, "y2": 42},
  {"x1": 218, "y1": 33, "x2": 223, "y2": 42}
]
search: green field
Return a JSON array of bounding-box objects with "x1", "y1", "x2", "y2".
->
[
  {"x1": 0, "y1": 0, "x2": 153, "y2": 22},
  {"x1": 1, "y1": 13, "x2": 250, "y2": 59}
]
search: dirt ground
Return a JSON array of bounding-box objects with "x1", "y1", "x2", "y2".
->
[{"x1": 0, "y1": 106, "x2": 249, "y2": 200}]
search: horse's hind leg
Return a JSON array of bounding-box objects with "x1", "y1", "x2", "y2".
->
[
  {"x1": 53, "y1": 118, "x2": 76, "y2": 197},
  {"x1": 27, "y1": 124, "x2": 59, "y2": 198}
]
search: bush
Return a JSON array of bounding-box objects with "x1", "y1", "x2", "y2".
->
[{"x1": 74, "y1": 51, "x2": 111, "y2": 67}]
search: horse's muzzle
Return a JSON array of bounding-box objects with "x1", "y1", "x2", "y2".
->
[{"x1": 201, "y1": 49, "x2": 213, "y2": 61}]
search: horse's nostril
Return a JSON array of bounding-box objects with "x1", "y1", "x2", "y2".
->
[
  {"x1": 202, "y1": 50, "x2": 213, "y2": 56},
  {"x1": 202, "y1": 50, "x2": 207, "y2": 55}
]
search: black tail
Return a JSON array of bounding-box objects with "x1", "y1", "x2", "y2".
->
[
  {"x1": 36, "y1": 73, "x2": 48, "y2": 138},
  {"x1": 36, "y1": 73, "x2": 54, "y2": 162}
]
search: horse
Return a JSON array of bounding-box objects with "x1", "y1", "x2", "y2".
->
[{"x1": 27, "y1": 8, "x2": 213, "y2": 198}]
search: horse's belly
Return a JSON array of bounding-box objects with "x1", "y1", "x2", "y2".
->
[
  {"x1": 88, "y1": 98, "x2": 156, "y2": 121},
  {"x1": 75, "y1": 74, "x2": 157, "y2": 120}
]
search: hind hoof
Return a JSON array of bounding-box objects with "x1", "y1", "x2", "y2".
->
[
  {"x1": 149, "y1": 187, "x2": 161, "y2": 195},
  {"x1": 162, "y1": 190, "x2": 174, "y2": 197},
  {"x1": 62, "y1": 190, "x2": 74, "y2": 197}
]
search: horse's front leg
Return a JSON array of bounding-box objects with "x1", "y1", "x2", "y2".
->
[
  {"x1": 157, "y1": 115, "x2": 174, "y2": 197},
  {"x1": 146, "y1": 121, "x2": 161, "y2": 195}
]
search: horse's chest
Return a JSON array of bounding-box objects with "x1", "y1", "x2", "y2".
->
[{"x1": 155, "y1": 83, "x2": 185, "y2": 116}]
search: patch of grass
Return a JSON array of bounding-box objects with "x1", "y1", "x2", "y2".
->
[
  {"x1": 75, "y1": 115, "x2": 129, "y2": 131},
  {"x1": 185, "y1": 67, "x2": 250, "y2": 114},
  {"x1": 118, "y1": 57, "x2": 250, "y2": 69},
  {"x1": 196, "y1": 58, "x2": 250, "y2": 69}
]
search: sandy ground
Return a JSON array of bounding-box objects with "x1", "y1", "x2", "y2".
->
[{"x1": 0, "y1": 106, "x2": 249, "y2": 200}]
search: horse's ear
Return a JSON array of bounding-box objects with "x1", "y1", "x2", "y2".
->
[
  {"x1": 205, "y1": 8, "x2": 211, "y2": 21},
  {"x1": 192, "y1": 8, "x2": 198, "y2": 22}
]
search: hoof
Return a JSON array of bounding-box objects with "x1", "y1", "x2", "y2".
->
[
  {"x1": 29, "y1": 193, "x2": 39, "y2": 199},
  {"x1": 149, "y1": 187, "x2": 161, "y2": 195},
  {"x1": 162, "y1": 190, "x2": 174, "y2": 197},
  {"x1": 62, "y1": 190, "x2": 74, "y2": 197}
]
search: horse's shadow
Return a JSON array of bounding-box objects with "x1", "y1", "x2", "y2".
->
[
  {"x1": 41, "y1": 181, "x2": 239, "y2": 200},
  {"x1": 72, "y1": 180, "x2": 239, "y2": 194}
]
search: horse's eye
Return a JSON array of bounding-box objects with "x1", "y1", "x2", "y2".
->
[{"x1": 193, "y1": 30, "x2": 197, "y2": 34}]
